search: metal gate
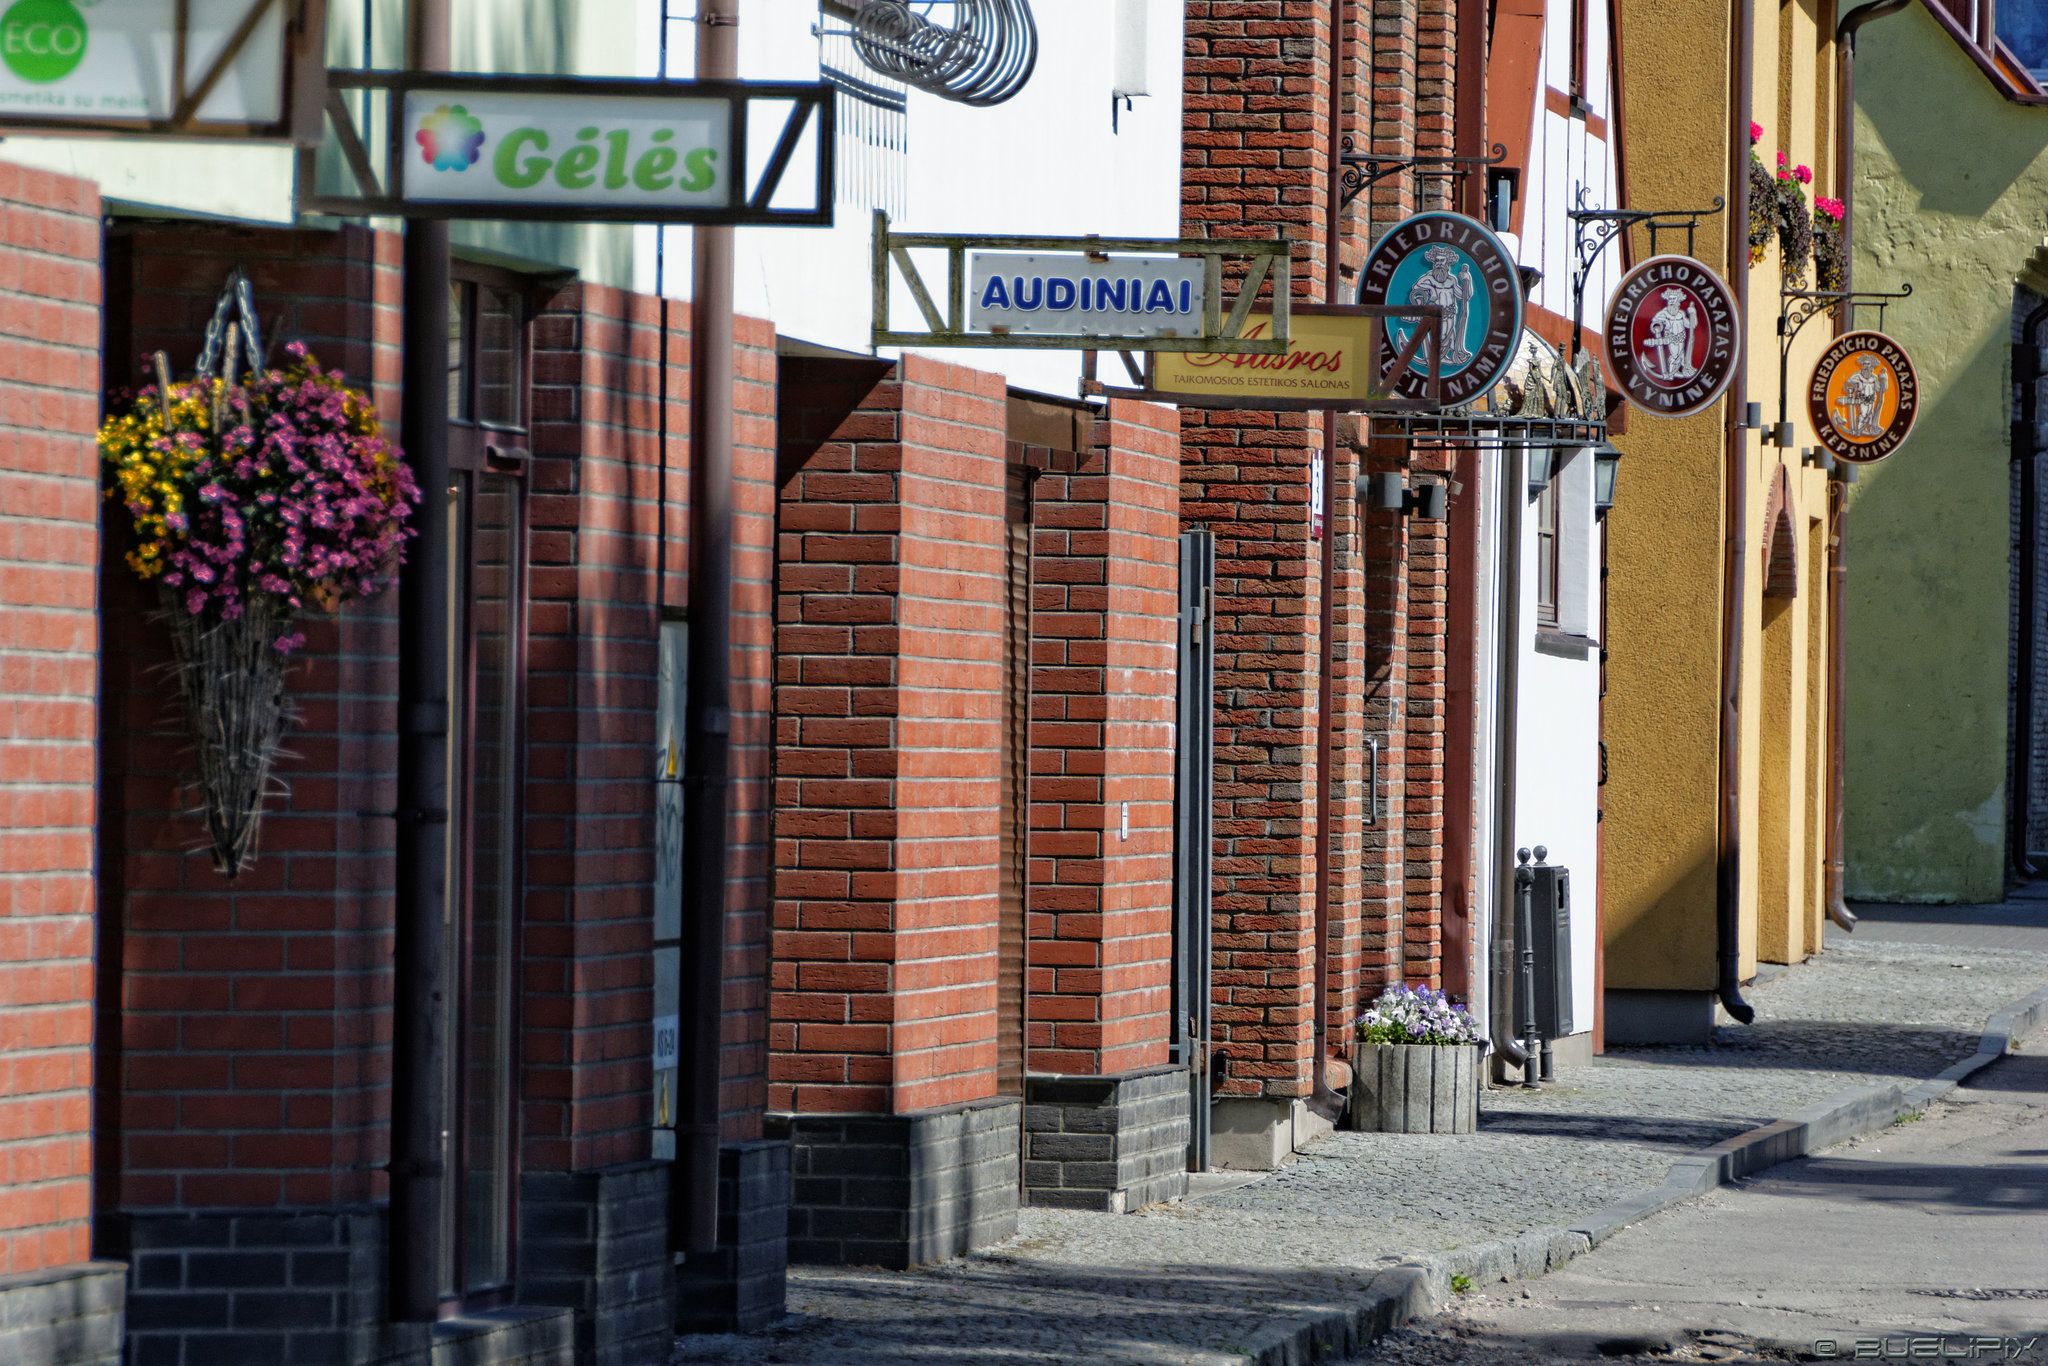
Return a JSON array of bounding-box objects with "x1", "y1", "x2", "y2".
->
[{"x1": 1173, "y1": 530, "x2": 1216, "y2": 1171}]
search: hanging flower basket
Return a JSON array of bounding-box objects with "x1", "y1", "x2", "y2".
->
[
  {"x1": 1347, "y1": 984, "x2": 1483, "y2": 1133},
  {"x1": 1813, "y1": 197, "x2": 1847, "y2": 292},
  {"x1": 1772, "y1": 154, "x2": 1815, "y2": 286},
  {"x1": 101, "y1": 274, "x2": 419, "y2": 877}
]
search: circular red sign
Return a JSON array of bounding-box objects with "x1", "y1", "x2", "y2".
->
[{"x1": 1601, "y1": 255, "x2": 1742, "y2": 417}]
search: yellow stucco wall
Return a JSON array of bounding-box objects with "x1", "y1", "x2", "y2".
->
[{"x1": 1607, "y1": 0, "x2": 1840, "y2": 990}]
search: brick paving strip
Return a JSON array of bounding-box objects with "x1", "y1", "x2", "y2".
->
[{"x1": 675, "y1": 932, "x2": 2048, "y2": 1365}]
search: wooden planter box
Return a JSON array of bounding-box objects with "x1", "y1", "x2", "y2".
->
[{"x1": 1348, "y1": 1043, "x2": 1480, "y2": 1133}]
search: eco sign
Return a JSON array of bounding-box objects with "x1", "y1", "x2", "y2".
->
[
  {"x1": 0, "y1": 0, "x2": 288, "y2": 126},
  {"x1": 2, "y1": 0, "x2": 86, "y2": 85},
  {"x1": 400, "y1": 91, "x2": 732, "y2": 210}
]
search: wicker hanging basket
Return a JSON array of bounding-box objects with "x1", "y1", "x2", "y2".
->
[{"x1": 102, "y1": 270, "x2": 418, "y2": 878}]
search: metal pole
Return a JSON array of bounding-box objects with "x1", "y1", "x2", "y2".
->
[
  {"x1": 677, "y1": 0, "x2": 739, "y2": 1258},
  {"x1": 1490, "y1": 444, "x2": 1532, "y2": 1075},
  {"x1": 1513, "y1": 850, "x2": 1539, "y2": 1088},
  {"x1": 390, "y1": 0, "x2": 451, "y2": 1324}
]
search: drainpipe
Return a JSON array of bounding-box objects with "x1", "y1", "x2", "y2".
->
[
  {"x1": 1823, "y1": 0, "x2": 1910, "y2": 925},
  {"x1": 390, "y1": 0, "x2": 451, "y2": 1323},
  {"x1": 1309, "y1": 5, "x2": 1344, "y2": 1124},
  {"x1": 1717, "y1": 0, "x2": 1757, "y2": 1025},
  {"x1": 678, "y1": 0, "x2": 739, "y2": 1256}
]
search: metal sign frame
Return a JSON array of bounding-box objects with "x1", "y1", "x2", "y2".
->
[
  {"x1": 873, "y1": 212, "x2": 1292, "y2": 354},
  {"x1": 1087, "y1": 303, "x2": 1446, "y2": 412},
  {"x1": 0, "y1": 0, "x2": 327, "y2": 144},
  {"x1": 298, "y1": 69, "x2": 834, "y2": 225}
]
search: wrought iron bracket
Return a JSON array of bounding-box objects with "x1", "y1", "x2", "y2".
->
[
  {"x1": 1336, "y1": 140, "x2": 1508, "y2": 213},
  {"x1": 1564, "y1": 186, "x2": 1725, "y2": 364},
  {"x1": 1767, "y1": 281, "x2": 1913, "y2": 437}
]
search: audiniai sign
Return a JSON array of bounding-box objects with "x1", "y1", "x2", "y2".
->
[{"x1": 968, "y1": 252, "x2": 1203, "y2": 339}]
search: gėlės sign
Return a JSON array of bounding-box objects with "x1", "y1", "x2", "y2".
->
[
  {"x1": 402, "y1": 90, "x2": 731, "y2": 210},
  {"x1": 304, "y1": 72, "x2": 834, "y2": 226}
]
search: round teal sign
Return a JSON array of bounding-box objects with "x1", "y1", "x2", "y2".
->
[
  {"x1": 1, "y1": 0, "x2": 86, "y2": 85},
  {"x1": 1356, "y1": 211, "x2": 1525, "y2": 405}
]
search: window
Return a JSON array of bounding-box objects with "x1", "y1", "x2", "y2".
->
[
  {"x1": 442, "y1": 269, "x2": 532, "y2": 1305},
  {"x1": 1536, "y1": 470, "x2": 1560, "y2": 629}
]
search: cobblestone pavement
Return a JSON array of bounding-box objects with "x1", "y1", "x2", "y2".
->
[{"x1": 675, "y1": 934, "x2": 2048, "y2": 1365}]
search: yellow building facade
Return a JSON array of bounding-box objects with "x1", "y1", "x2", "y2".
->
[{"x1": 1603, "y1": 0, "x2": 1842, "y2": 1041}]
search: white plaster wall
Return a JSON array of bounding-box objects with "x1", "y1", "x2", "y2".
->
[
  {"x1": 1512, "y1": 449, "x2": 1602, "y2": 1034},
  {"x1": 636, "y1": 0, "x2": 1187, "y2": 399}
]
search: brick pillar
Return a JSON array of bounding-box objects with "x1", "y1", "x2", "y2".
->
[
  {"x1": 0, "y1": 159, "x2": 122, "y2": 1366},
  {"x1": 104, "y1": 223, "x2": 408, "y2": 1366},
  {"x1": 771, "y1": 354, "x2": 1019, "y2": 1267},
  {"x1": 1020, "y1": 399, "x2": 1188, "y2": 1212},
  {"x1": 1181, "y1": 1, "x2": 1341, "y2": 1168}
]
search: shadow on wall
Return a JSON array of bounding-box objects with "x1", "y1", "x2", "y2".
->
[
  {"x1": 1860, "y1": 10, "x2": 2048, "y2": 219},
  {"x1": 1840, "y1": 324, "x2": 2009, "y2": 905}
]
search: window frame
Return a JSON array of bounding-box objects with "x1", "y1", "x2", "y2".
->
[{"x1": 442, "y1": 259, "x2": 537, "y2": 1311}]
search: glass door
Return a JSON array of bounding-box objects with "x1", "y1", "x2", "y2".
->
[{"x1": 442, "y1": 269, "x2": 532, "y2": 1305}]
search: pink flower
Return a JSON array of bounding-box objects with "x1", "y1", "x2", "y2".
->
[
  {"x1": 1751, "y1": 121, "x2": 1763, "y2": 144},
  {"x1": 1794, "y1": 164, "x2": 1813, "y2": 185}
]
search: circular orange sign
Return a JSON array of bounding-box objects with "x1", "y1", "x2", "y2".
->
[{"x1": 1808, "y1": 330, "x2": 1918, "y2": 464}]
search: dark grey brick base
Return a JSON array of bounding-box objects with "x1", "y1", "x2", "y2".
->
[
  {"x1": 431, "y1": 1307, "x2": 573, "y2": 1366},
  {"x1": 518, "y1": 1162, "x2": 671, "y2": 1366},
  {"x1": 675, "y1": 1140, "x2": 789, "y2": 1334},
  {"x1": 1024, "y1": 1064, "x2": 1191, "y2": 1212},
  {"x1": 122, "y1": 1206, "x2": 426, "y2": 1366},
  {"x1": 776, "y1": 1097, "x2": 1021, "y2": 1269},
  {"x1": 0, "y1": 1261, "x2": 124, "y2": 1366}
]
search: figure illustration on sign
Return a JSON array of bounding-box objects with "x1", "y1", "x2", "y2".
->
[
  {"x1": 1407, "y1": 245, "x2": 1475, "y2": 367},
  {"x1": 1643, "y1": 287, "x2": 1700, "y2": 382},
  {"x1": 1835, "y1": 353, "x2": 1889, "y2": 437}
]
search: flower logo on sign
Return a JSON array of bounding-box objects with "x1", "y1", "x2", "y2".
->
[{"x1": 416, "y1": 104, "x2": 485, "y2": 171}]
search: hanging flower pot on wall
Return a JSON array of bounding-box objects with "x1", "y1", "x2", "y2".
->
[{"x1": 100, "y1": 272, "x2": 420, "y2": 876}]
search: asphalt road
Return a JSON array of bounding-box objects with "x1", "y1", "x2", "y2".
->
[{"x1": 1359, "y1": 1042, "x2": 2048, "y2": 1364}]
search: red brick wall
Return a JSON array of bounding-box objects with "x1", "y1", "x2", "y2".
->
[
  {"x1": 102, "y1": 224, "x2": 403, "y2": 1212},
  {"x1": 1025, "y1": 400, "x2": 1182, "y2": 1076},
  {"x1": 0, "y1": 161, "x2": 100, "y2": 1275},
  {"x1": 522, "y1": 285, "x2": 775, "y2": 1170},
  {"x1": 770, "y1": 355, "x2": 1009, "y2": 1116},
  {"x1": 1182, "y1": 1, "x2": 1335, "y2": 1103}
]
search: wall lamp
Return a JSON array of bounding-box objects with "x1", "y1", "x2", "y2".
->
[
  {"x1": 1525, "y1": 447, "x2": 1555, "y2": 498},
  {"x1": 1593, "y1": 442, "x2": 1621, "y2": 516},
  {"x1": 1800, "y1": 445, "x2": 1834, "y2": 474},
  {"x1": 1360, "y1": 471, "x2": 1448, "y2": 519}
]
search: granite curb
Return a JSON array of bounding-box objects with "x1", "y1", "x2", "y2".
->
[{"x1": 1221, "y1": 980, "x2": 2048, "y2": 1366}]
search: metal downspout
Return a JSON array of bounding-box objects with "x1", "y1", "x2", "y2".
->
[
  {"x1": 390, "y1": 0, "x2": 452, "y2": 1322},
  {"x1": 1309, "y1": 3, "x2": 1345, "y2": 1125},
  {"x1": 678, "y1": 0, "x2": 740, "y2": 1257},
  {"x1": 1717, "y1": 0, "x2": 1757, "y2": 1025},
  {"x1": 1824, "y1": 0, "x2": 1910, "y2": 924}
]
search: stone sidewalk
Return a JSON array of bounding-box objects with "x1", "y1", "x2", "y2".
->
[{"x1": 675, "y1": 917, "x2": 2048, "y2": 1365}]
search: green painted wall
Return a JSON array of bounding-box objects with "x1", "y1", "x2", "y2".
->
[{"x1": 1846, "y1": 4, "x2": 2048, "y2": 901}]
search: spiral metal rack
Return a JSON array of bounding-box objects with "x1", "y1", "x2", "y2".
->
[{"x1": 824, "y1": 0, "x2": 1038, "y2": 107}]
